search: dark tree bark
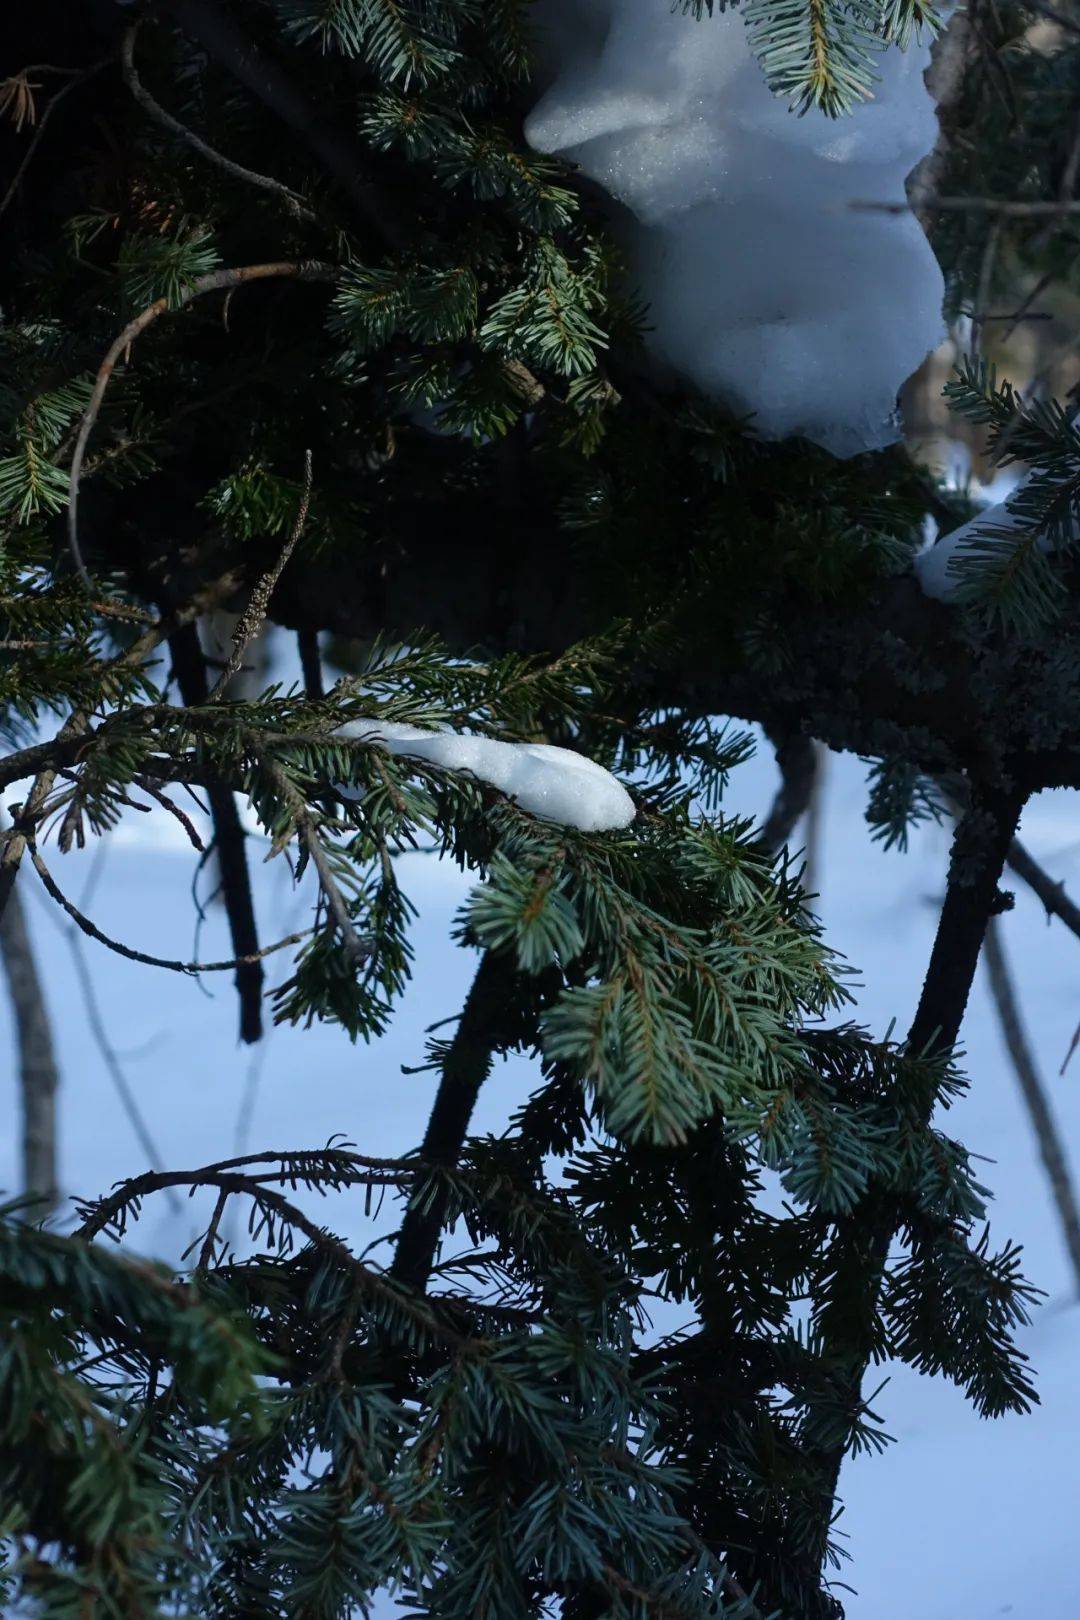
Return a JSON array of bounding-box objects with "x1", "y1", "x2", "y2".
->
[
  {"x1": 391, "y1": 950, "x2": 523, "y2": 1293},
  {"x1": 169, "y1": 624, "x2": 264, "y2": 1043}
]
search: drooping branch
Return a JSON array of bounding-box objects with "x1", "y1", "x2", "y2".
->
[{"x1": 29, "y1": 842, "x2": 308, "y2": 976}]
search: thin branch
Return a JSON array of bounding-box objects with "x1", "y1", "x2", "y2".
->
[
  {"x1": 120, "y1": 23, "x2": 317, "y2": 221},
  {"x1": 194, "y1": 1188, "x2": 230, "y2": 1270},
  {"x1": 67, "y1": 261, "x2": 337, "y2": 587},
  {"x1": 159, "y1": 0, "x2": 403, "y2": 248},
  {"x1": 854, "y1": 195, "x2": 1080, "y2": 218},
  {"x1": 0, "y1": 60, "x2": 105, "y2": 221},
  {"x1": 983, "y1": 915, "x2": 1080, "y2": 1295},
  {"x1": 208, "y1": 449, "x2": 313, "y2": 701},
  {"x1": 78, "y1": 1165, "x2": 480, "y2": 1350},
  {"x1": 0, "y1": 566, "x2": 243, "y2": 928},
  {"x1": 1006, "y1": 835, "x2": 1080, "y2": 942},
  {"x1": 29, "y1": 843, "x2": 308, "y2": 975}
]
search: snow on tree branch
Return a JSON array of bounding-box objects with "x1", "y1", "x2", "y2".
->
[{"x1": 336, "y1": 719, "x2": 636, "y2": 831}]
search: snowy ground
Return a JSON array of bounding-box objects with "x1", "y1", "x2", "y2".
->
[{"x1": 3, "y1": 681, "x2": 1078, "y2": 1618}]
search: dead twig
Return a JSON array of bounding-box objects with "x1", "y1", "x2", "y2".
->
[
  {"x1": 121, "y1": 23, "x2": 317, "y2": 221},
  {"x1": 67, "y1": 262, "x2": 338, "y2": 588},
  {"x1": 208, "y1": 449, "x2": 313, "y2": 701},
  {"x1": 0, "y1": 61, "x2": 105, "y2": 220},
  {"x1": 984, "y1": 916, "x2": 1080, "y2": 1294},
  {"x1": 29, "y1": 843, "x2": 309, "y2": 976},
  {"x1": 854, "y1": 195, "x2": 1080, "y2": 218}
]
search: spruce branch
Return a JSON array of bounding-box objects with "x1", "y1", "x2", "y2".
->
[
  {"x1": 811, "y1": 780, "x2": 1027, "y2": 1553},
  {"x1": 259, "y1": 752, "x2": 370, "y2": 967}
]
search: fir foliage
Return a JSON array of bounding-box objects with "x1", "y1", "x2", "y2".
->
[{"x1": 0, "y1": 0, "x2": 1061, "y2": 1615}]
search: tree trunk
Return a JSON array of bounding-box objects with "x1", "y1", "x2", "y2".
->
[{"x1": 0, "y1": 880, "x2": 60, "y2": 1214}]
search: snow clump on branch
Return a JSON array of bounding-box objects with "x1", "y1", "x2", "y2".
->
[
  {"x1": 525, "y1": 0, "x2": 946, "y2": 458},
  {"x1": 335, "y1": 719, "x2": 636, "y2": 832}
]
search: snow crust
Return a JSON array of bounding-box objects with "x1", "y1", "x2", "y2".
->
[
  {"x1": 525, "y1": 0, "x2": 946, "y2": 457},
  {"x1": 335, "y1": 719, "x2": 635, "y2": 832}
]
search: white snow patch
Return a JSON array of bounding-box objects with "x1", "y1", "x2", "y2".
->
[
  {"x1": 525, "y1": 0, "x2": 946, "y2": 457},
  {"x1": 915, "y1": 469, "x2": 1031, "y2": 602},
  {"x1": 335, "y1": 719, "x2": 635, "y2": 832}
]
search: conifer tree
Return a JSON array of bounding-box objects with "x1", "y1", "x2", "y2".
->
[{"x1": 1, "y1": 2, "x2": 1078, "y2": 1616}]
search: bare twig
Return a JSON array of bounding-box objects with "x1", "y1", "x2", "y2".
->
[
  {"x1": 29, "y1": 843, "x2": 309, "y2": 975},
  {"x1": 0, "y1": 60, "x2": 105, "y2": 221},
  {"x1": 854, "y1": 195, "x2": 1080, "y2": 218},
  {"x1": 194, "y1": 1188, "x2": 230, "y2": 1269},
  {"x1": 132, "y1": 778, "x2": 206, "y2": 852},
  {"x1": 1006, "y1": 835, "x2": 1080, "y2": 942},
  {"x1": 159, "y1": 0, "x2": 403, "y2": 248},
  {"x1": 209, "y1": 450, "x2": 313, "y2": 701},
  {"x1": 983, "y1": 915, "x2": 1080, "y2": 1294},
  {"x1": 67, "y1": 262, "x2": 337, "y2": 587},
  {"x1": 120, "y1": 23, "x2": 316, "y2": 221}
]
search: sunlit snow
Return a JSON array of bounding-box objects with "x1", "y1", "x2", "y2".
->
[{"x1": 335, "y1": 718, "x2": 636, "y2": 832}]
